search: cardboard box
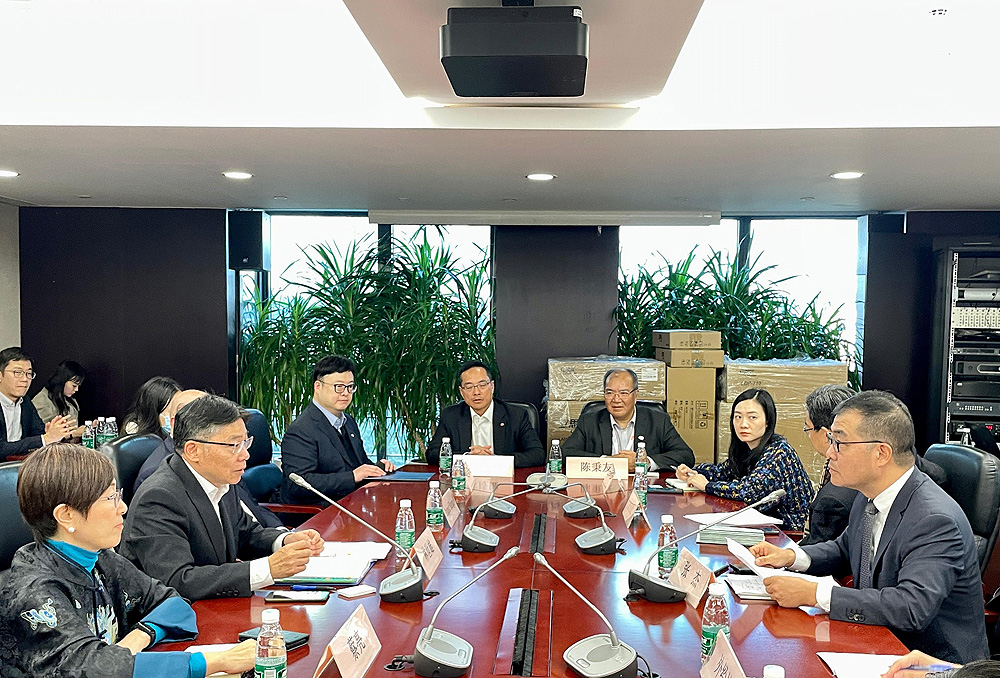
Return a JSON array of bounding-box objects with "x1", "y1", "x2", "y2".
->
[
  {"x1": 655, "y1": 348, "x2": 725, "y2": 369},
  {"x1": 651, "y1": 330, "x2": 723, "y2": 350},
  {"x1": 718, "y1": 359, "x2": 848, "y2": 404},
  {"x1": 547, "y1": 427, "x2": 574, "y2": 451},
  {"x1": 665, "y1": 367, "x2": 717, "y2": 465},
  {"x1": 548, "y1": 356, "x2": 666, "y2": 401},
  {"x1": 547, "y1": 400, "x2": 590, "y2": 431}
]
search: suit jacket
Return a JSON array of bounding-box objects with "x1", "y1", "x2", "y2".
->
[
  {"x1": 0, "y1": 396, "x2": 45, "y2": 461},
  {"x1": 425, "y1": 398, "x2": 545, "y2": 468},
  {"x1": 802, "y1": 469, "x2": 989, "y2": 663},
  {"x1": 119, "y1": 453, "x2": 286, "y2": 601},
  {"x1": 280, "y1": 403, "x2": 374, "y2": 504},
  {"x1": 561, "y1": 406, "x2": 695, "y2": 470},
  {"x1": 799, "y1": 481, "x2": 858, "y2": 546}
]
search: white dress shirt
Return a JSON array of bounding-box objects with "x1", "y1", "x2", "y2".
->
[
  {"x1": 0, "y1": 391, "x2": 23, "y2": 442},
  {"x1": 471, "y1": 401, "x2": 495, "y2": 450},
  {"x1": 182, "y1": 458, "x2": 287, "y2": 590},
  {"x1": 610, "y1": 408, "x2": 636, "y2": 455},
  {"x1": 791, "y1": 466, "x2": 915, "y2": 611}
]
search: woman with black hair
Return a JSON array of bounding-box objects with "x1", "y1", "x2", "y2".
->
[
  {"x1": 32, "y1": 360, "x2": 86, "y2": 435},
  {"x1": 121, "y1": 376, "x2": 182, "y2": 437},
  {"x1": 675, "y1": 388, "x2": 813, "y2": 531}
]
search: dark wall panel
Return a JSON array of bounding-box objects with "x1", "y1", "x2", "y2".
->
[
  {"x1": 494, "y1": 225, "x2": 619, "y2": 408},
  {"x1": 19, "y1": 208, "x2": 230, "y2": 421}
]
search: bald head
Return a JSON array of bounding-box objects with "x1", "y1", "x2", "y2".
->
[{"x1": 168, "y1": 389, "x2": 207, "y2": 420}]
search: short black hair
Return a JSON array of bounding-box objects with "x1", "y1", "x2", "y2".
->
[
  {"x1": 457, "y1": 360, "x2": 493, "y2": 385},
  {"x1": 173, "y1": 394, "x2": 248, "y2": 455},
  {"x1": 603, "y1": 368, "x2": 638, "y2": 391},
  {"x1": 313, "y1": 355, "x2": 357, "y2": 384},
  {"x1": 805, "y1": 385, "x2": 856, "y2": 431},
  {"x1": 954, "y1": 660, "x2": 1000, "y2": 678},
  {"x1": 833, "y1": 390, "x2": 915, "y2": 466},
  {"x1": 0, "y1": 346, "x2": 32, "y2": 373}
]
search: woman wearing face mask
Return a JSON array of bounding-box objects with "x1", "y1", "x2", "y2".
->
[
  {"x1": 675, "y1": 388, "x2": 813, "y2": 531},
  {"x1": 32, "y1": 360, "x2": 87, "y2": 437}
]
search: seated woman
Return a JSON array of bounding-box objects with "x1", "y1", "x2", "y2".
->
[
  {"x1": 32, "y1": 360, "x2": 87, "y2": 438},
  {"x1": 675, "y1": 388, "x2": 813, "y2": 531},
  {"x1": 121, "y1": 376, "x2": 182, "y2": 437},
  {"x1": 0, "y1": 443, "x2": 254, "y2": 677}
]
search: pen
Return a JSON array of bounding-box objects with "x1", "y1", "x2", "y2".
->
[
  {"x1": 290, "y1": 585, "x2": 335, "y2": 591},
  {"x1": 713, "y1": 564, "x2": 730, "y2": 576},
  {"x1": 901, "y1": 666, "x2": 954, "y2": 673}
]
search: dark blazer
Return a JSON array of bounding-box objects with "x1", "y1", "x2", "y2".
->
[
  {"x1": 0, "y1": 396, "x2": 45, "y2": 460},
  {"x1": 561, "y1": 405, "x2": 695, "y2": 470},
  {"x1": 799, "y1": 481, "x2": 859, "y2": 546},
  {"x1": 119, "y1": 453, "x2": 286, "y2": 601},
  {"x1": 280, "y1": 403, "x2": 374, "y2": 504},
  {"x1": 425, "y1": 398, "x2": 545, "y2": 468},
  {"x1": 802, "y1": 469, "x2": 989, "y2": 663}
]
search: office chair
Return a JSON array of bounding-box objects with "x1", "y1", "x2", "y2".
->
[
  {"x1": 0, "y1": 461, "x2": 33, "y2": 570},
  {"x1": 244, "y1": 408, "x2": 273, "y2": 468},
  {"x1": 102, "y1": 434, "x2": 163, "y2": 505},
  {"x1": 504, "y1": 401, "x2": 540, "y2": 436},
  {"x1": 579, "y1": 399, "x2": 667, "y2": 419}
]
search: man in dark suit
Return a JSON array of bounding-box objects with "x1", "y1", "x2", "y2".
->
[
  {"x1": 121, "y1": 395, "x2": 323, "y2": 600},
  {"x1": 561, "y1": 368, "x2": 694, "y2": 470},
  {"x1": 425, "y1": 360, "x2": 544, "y2": 468},
  {"x1": 751, "y1": 390, "x2": 989, "y2": 664},
  {"x1": 280, "y1": 355, "x2": 395, "y2": 504},
  {"x1": 0, "y1": 346, "x2": 72, "y2": 460}
]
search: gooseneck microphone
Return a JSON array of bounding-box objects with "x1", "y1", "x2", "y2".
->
[
  {"x1": 413, "y1": 547, "x2": 520, "y2": 678},
  {"x1": 460, "y1": 486, "x2": 538, "y2": 552},
  {"x1": 574, "y1": 490, "x2": 623, "y2": 555},
  {"x1": 627, "y1": 488, "x2": 788, "y2": 603},
  {"x1": 288, "y1": 473, "x2": 425, "y2": 603},
  {"x1": 554, "y1": 482, "x2": 602, "y2": 519},
  {"x1": 534, "y1": 553, "x2": 638, "y2": 678}
]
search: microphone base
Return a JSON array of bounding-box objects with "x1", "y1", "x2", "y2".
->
[
  {"x1": 627, "y1": 569, "x2": 686, "y2": 603},
  {"x1": 378, "y1": 567, "x2": 425, "y2": 603},
  {"x1": 575, "y1": 527, "x2": 617, "y2": 555},
  {"x1": 460, "y1": 525, "x2": 500, "y2": 552},
  {"x1": 479, "y1": 500, "x2": 516, "y2": 520},
  {"x1": 563, "y1": 497, "x2": 601, "y2": 519},
  {"x1": 526, "y1": 471, "x2": 568, "y2": 489},
  {"x1": 563, "y1": 634, "x2": 638, "y2": 678},
  {"x1": 414, "y1": 627, "x2": 473, "y2": 678}
]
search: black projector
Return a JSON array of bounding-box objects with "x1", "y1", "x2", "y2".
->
[{"x1": 440, "y1": 6, "x2": 588, "y2": 97}]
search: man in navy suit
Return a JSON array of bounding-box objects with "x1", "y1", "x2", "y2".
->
[
  {"x1": 280, "y1": 355, "x2": 395, "y2": 504},
  {"x1": 0, "y1": 346, "x2": 72, "y2": 460},
  {"x1": 750, "y1": 391, "x2": 988, "y2": 664}
]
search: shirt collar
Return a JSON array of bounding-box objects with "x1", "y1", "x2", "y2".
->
[
  {"x1": 471, "y1": 400, "x2": 495, "y2": 423},
  {"x1": 314, "y1": 399, "x2": 346, "y2": 430},
  {"x1": 182, "y1": 456, "x2": 230, "y2": 505},
  {"x1": 0, "y1": 390, "x2": 21, "y2": 408},
  {"x1": 872, "y1": 465, "x2": 914, "y2": 515},
  {"x1": 610, "y1": 407, "x2": 637, "y2": 431}
]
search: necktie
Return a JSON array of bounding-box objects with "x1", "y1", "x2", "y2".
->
[
  {"x1": 858, "y1": 500, "x2": 879, "y2": 589},
  {"x1": 820, "y1": 459, "x2": 832, "y2": 487}
]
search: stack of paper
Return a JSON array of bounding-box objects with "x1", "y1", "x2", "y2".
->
[
  {"x1": 664, "y1": 478, "x2": 698, "y2": 492},
  {"x1": 697, "y1": 525, "x2": 765, "y2": 546},
  {"x1": 320, "y1": 542, "x2": 392, "y2": 561},
  {"x1": 684, "y1": 509, "x2": 782, "y2": 527},
  {"x1": 275, "y1": 542, "x2": 392, "y2": 586},
  {"x1": 817, "y1": 652, "x2": 902, "y2": 677},
  {"x1": 722, "y1": 574, "x2": 772, "y2": 601}
]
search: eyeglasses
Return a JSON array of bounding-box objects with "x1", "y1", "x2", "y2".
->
[
  {"x1": 803, "y1": 425, "x2": 821, "y2": 433},
  {"x1": 604, "y1": 388, "x2": 638, "y2": 399},
  {"x1": 825, "y1": 432, "x2": 885, "y2": 454},
  {"x1": 191, "y1": 436, "x2": 254, "y2": 455},
  {"x1": 459, "y1": 380, "x2": 492, "y2": 392},
  {"x1": 319, "y1": 380, "x2": 357, "y2": 394},
  {"x1": 4, "y1": 369, "x2": 35, "y2": 381},
  {"x1": 97, "y1": 488, "x2": 124, "y2": 509}
]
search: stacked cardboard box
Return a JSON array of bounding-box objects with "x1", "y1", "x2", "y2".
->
[{"x1": 715, "y1": 359, "x2": 849, "y2": 483}]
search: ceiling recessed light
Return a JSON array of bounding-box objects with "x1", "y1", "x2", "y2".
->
[
  {"x1": 800, "y1": 196, "x2": 815, "y2": 202},
  {"x1": 502, "y1": 198, "x2": 518, "y2": 202},
  {"x1": 0, "y1": 169, "x2": 19, "y2": 178},
  {"x1": 223, "y1": 171, "x2": 253, "y2": 180},
  {"x1": 272, "y1": 195, "x2": 288, "y2": 201},
  {"x1": 830, "y1": 171, "x2": 864, "y2": 180},
  {"x1": 397, "y1": 197, "x2": 410, "y2": 201},
  {"x1": 78, "y1": 195, "x2": 92, "y2": 200},
  {"x1": 526, "y1": 173, "x2": 556, "y2": 181}
]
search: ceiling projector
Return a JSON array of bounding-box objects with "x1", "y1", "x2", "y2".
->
[{"x1": 440, "y1": 5, "x2": 588, "y2": 97}]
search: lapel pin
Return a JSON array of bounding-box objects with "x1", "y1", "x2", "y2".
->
[{"x1": 500, "y1": 422, "x2": 505, "y2": 427}]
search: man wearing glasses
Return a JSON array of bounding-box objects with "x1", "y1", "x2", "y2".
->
[
  {"x1": 562, "y1": 368, "x2": 694, "y2": 470},
  {"x1": 750, "y1": 390, "x2": 988, "y2": 664},
  {"x1": 280, "y1": 355, "x2": 395, "y2": 504},
  {"x1": 426, "y1": 360, "x2": 545, "y2": 468},
  {"x1": 0, "y1": 346, "x2": 73, "y2": 461},
  {"x1": 121, "y1": 395, "x2": 324, "y2": 600}
]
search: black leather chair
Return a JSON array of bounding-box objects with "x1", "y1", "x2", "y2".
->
[
  {"x1": 245, "y1": 408, "x2": 273, "y2": 468},
  {"x1": 579, "y1": 399, "x2": 667, "y2": 419},
  {"x1": 0, "y1": 461, "x2": 33, "y2": 570},
  {"x1": 243, "y1": 463, "x2": 282, "y2": 502},
  {"x1": 505, "y1": 400, "x2": 540, "y2": 437},
  {"x1": 925, "y1": 443, "x2": 1000, "y2": 570},
  {"x1": 102, "y1": 434, "x2": 163, "y2": 505}
]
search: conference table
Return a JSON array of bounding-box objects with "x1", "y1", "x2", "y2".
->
[{"x1": 161, "y1": 467, "x2": 906, "y2": 677}]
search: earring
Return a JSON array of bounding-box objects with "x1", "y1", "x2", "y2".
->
[{"x1": 68, "y1": 526, "x2": 76, "y2": 533}]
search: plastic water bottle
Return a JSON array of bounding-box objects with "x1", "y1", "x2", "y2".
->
[
  {"x1": 657, "y1": 514, "x2": 678, "y2": 578},
  {"x1": 763, "y1": 666, "x2": 785, "y2": 678},
  {"x1": 426, "y1": 481, "x2": 444, "y2": 533},
  {"x1": 635, "y1": 467, "x2": 648, "y2": 508},
  {"x1": 451, "y1": 459, "x2": 467, "y2": 498},
  {"x1": 254, "y1": 608, "x2": 287, "y2": 678},
  {"x1": 94, "y1": 417, "x2": 110, "y2": 447},
  {"x1": 439, "y1": 437, "x2": 453, "y2": 483},
  {"x1": 395, "y1": 499, "x2": 416, "y2": 558},
  {"x1": 635, "y1": 437, "x2": 649, "y2": 477},
  {"x1": 106, "y1": 416, "x2": 118, "y2": 438},
  {"x1": 82, "y1": 420, "x2": 95, "y2": 449},
  {"x1": 701, "y1": 583, "x2": 731, "y2": 663},
  {"x1": 547, "y1": 439, "x2": 563, "y2": 474}
]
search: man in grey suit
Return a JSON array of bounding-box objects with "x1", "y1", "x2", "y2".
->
[
  {"x1": 121, "y1": 395, "x2": 324, "y2": 600},
  {"x1": 750, "y1": 390, "x2": 988, "y2": 664}
]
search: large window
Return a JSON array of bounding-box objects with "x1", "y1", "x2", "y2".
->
[
  {"x1": 269, "y1": 213, "x2": 376, "y2": 295},
  {"x1": 620, "y1": 220, "x2": 740, "y2": 279}
]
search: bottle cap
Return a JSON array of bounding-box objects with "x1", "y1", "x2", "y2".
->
[
  {"x1": 708, "y1": 582, "x2": 727, "y2": 596},
  {"x1": 261, "y1": 608, "x2": 280, "y2": 624},
  {"x1": 429, "y1": 481, "x2": 440, "y2": 489},
  {"x1": 660, "y1": 514, "x2": 673, "y2": 525},
  {"x1": 97, "y1": 417, "x2": 105, "y2": 421},
  {"x1": 400, "y1": 499, "x2": 412, "y2": 508},
  {"x1": 85, "y1": 420, "x2": 93, "y2": 425},
  {"x1": 108, "y1": 417, "x2": 116, "y2": 422},
  {"x1": 442, "y1": 437, "x2": 450, "y2": 443},
  {"x1": 762, "y1": 666, "x2": 785, "y2": 678},
  {"x1": 638, "y1": 435, "x2": 644, "y2": 441}
]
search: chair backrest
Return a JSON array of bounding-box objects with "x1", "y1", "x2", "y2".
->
[
  {"x1": 242, "y1": 463, "x2": 282, "y2": 502},
  {"x1": 505, "y1": 401, "x2": 540, "y2": 436},
  {"x1": 0, "y1": 461, "x2": 33, "y2": 570},
  {"x1": 245, "y1": 408, "x2": 273, "y2": 468},
  {"x1": 579, "y1": 399, "x2": 666, "y2": 419},
  {"x1": 103, "y1": 434, "x2": 163, "y2": 505},
  {"x1": 925, "y1": 443, "x2": 1000, "y2": 569}
]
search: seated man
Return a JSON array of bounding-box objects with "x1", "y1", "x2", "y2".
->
[
  {"x1": 280, "y1": 355, "x2": 395, "y2": 504},
  {"x1": 562, "y1": 368, "x2": 694, "y2": 470},
  {"x1": 0, "y1": 346, "x2": 72, "y2": 460},
  {"x1": 121, "y1": 395, "x2": 323, "y2": 601},
  {"x1": 426, "y1": 360, "x2": 544, "y2": 468},
  {"x1": 751, "y1": 390, "x2": 989, "y2": 664}
]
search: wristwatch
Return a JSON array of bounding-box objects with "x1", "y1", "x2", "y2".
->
[{"x1": 134, "y1": 621, "x2": 157, "y2": 645}]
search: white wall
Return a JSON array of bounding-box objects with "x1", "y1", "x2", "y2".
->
[{"x1": 0, "y1": 203, "x2": 19, "y2": 348}]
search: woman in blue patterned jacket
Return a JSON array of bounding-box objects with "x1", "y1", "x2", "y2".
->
[{"x1": 675, "y1": 388, "x2": 813, "y2": 531}]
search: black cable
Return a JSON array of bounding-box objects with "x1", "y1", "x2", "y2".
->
[{"x1": 636, "y1": 652, "x2": 657, "y2": 678}]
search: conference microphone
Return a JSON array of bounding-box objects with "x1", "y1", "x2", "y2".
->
[
  {"x1": 554, "y1": 482, "x2": 602, "y2": 519},
  {"x1": 534, "y1": 553, "x2": 638, "y2": 678},
  {"x1": 288, "y1": 472, "x2": 425, "y2": 603},
  {"x1": 413, "y1": 546, "x2": 520, "y2": 678},
  {"x1": 526, "y1": 463, "x2": 568, "y2": 490},
  {"x1": 574, "y1": 494, "x2": 623, "y2": 555},
  {"x1": 627, "y1": 488, "x2": 788, "y2": 603},
  {"x1": 469, "y1": 481, "x2": 533, "y2": 520},
  {"x1": 460, "y1": 486, "x2": 537, "y2": 552}
]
